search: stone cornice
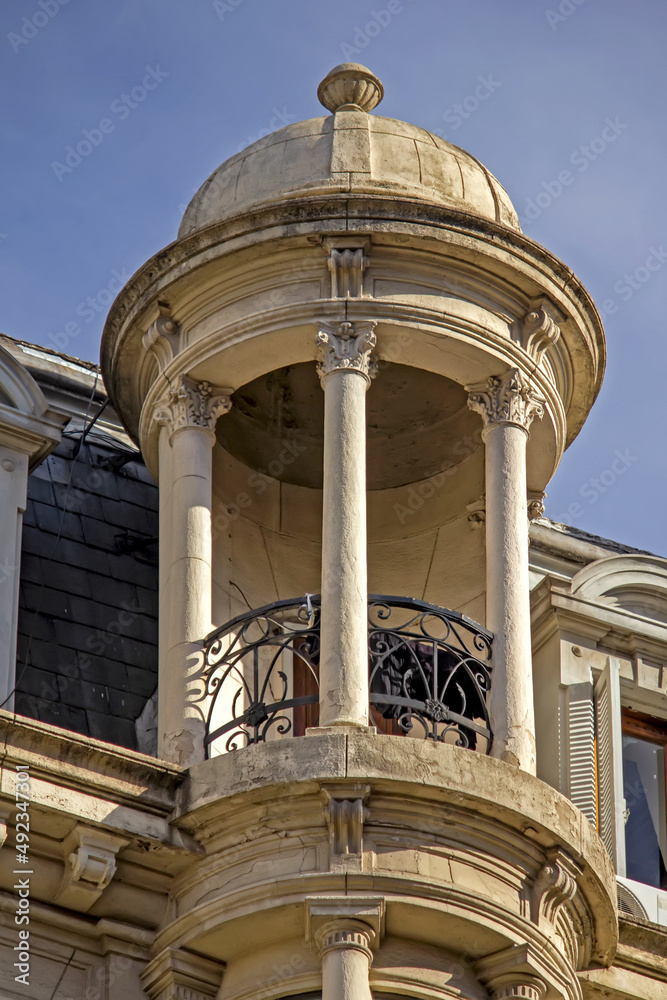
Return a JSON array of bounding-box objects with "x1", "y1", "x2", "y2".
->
[
  {"x1": 102, "y1": 204, "x2": 603, "y2": 458},
  {"x1": 530, "y1": 574, "x2": 667, "y2": 660},
  {"x1": 0, "y1": 711, "x2": 187, "y2": 828}
]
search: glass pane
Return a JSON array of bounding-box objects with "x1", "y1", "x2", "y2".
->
[{"x1": 622, "y1": 734, "x2": 667, "y2": 889}]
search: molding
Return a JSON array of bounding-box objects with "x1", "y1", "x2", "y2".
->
[
  {"x1": 315, "y1": 320, "x2": 378, "y2": 383},
  {"x1": 142, "y1": 946, "x2": 225, "y2": 1000},
  {"x1": 468, "y1": 369, "x2": 545, "y2": 433},
  {"x1": 55, "y1": 825, "x2": 130, "y2": 913},
  {"x1": 143, "y1": 300, "x2": 181, "y2": 372},
  {"x1": 154, "y1": 375, "x2": 232, "y2": 437}
]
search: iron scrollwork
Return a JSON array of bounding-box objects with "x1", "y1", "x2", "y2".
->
[
  {"x1": 368, "y1": 596, "x2": 492, "y2": 751},
  {"x1": 203, "y1": 597, "x2": 321, "y2": 756},
  {"x1": 203, "y1": 594, "x2": 493, "y2": 756}
]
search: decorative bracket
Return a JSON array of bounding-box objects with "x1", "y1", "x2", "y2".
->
[
  {"x1": 55, "y1": 826, "x2": 129, "y2": 913},
  {"x1": 321, "y1": 783, "x2": 370, "y2": 870},
  {"x1": 315, "y1": 320, "x2": 378, "y2": 384},
  {"x1": 520, "y1": 299, "x2": 562, "y2": 364},
  {"x1": 466, "y1": 495, "x2": 486, "y2": 528},
  {"x1": 143, "y1": 301, "x2": 181, "y2": 372},
  {"x1": 0, "y1": 802, "x2": 12, "y2": 849},
  {"x1": 141, "y1": 947, "x2": 225, "y2": 1000},
  {"x1": 467, "y1": 369, "x2": 545, "y2": 434},
  {"x1": 531, "y1": 847, "x2": 580, "y2": 926},
  {"x1": 527, "y1": 490, "x2": 546, "y2": 521},
  {"x1": 327, "y1": 241, "x2": 369, "y2": 298},
  {"x1": 154, "y1": 375, "x2": 232, "y2": 438}
]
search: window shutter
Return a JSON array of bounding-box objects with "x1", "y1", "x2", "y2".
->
[
  {"x1": 594, "y1": 656, "x2": 626, "y2": 874},
  {"x1": 567, "y1": 681, "x2": 597, "y2": 827}
]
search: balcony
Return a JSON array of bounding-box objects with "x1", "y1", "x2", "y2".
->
[{"x1": 202, "y1": 596, "x2": 493, "y2": 757}]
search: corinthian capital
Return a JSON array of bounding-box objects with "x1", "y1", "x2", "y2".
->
[
  {"x1": 467, "y1": 369, "x2": 545, "y2": 433},
  {"x1": 154, "y1": 375, "x2": 232, "y2": 437},
  {"x1": 315, "y1": 320, "x2": 377, "y2": 384}
]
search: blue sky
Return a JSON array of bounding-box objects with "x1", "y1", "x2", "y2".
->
[{"x1": 1, "y1": 0, "x2": 666, "y2": 553}]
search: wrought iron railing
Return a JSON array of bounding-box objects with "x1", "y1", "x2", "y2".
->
[{"x1": 202, "y1": 595, "x2": 492, "y2": 757}]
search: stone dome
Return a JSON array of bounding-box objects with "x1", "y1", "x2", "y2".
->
[{"x1": 178, "y1": 64, "x2": 520, "y2": 238}]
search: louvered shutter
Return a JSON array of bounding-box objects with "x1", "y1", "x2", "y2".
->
[
  {"x1": 594, "y1": 656, "x2": 626, "y2": 874},
  {"x1": 567, "y1": 681, "x2": 597, "y2": 827}
]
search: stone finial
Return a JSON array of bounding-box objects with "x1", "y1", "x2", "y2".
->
[{"x1": 317, "y1": 63, "x2": 384, "y2": 113}]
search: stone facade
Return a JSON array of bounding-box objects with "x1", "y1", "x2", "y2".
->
[{"x1": 0, "y1": 63, "x2": 665, "y2": 1000}]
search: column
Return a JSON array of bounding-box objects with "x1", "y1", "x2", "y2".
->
[
  {"x1": 468, "y1": 369, "x2": 545, "y2": 773},
  {"x1": 315, "y1": 321, "x2": 377, "y2": 729},
  {"x1": 155, "y1": 376, "x2": 231, "y2": 766},
  {"x1": 306, "y1": 897, "x2": 384, "y2": 1000}
]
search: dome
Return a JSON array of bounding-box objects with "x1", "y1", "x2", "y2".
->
[{"x1": 178, "y1": 64, "x2": 520, "y2": 238}]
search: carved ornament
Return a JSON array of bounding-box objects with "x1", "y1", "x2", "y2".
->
[
  {"x1": 143, "y1": 301, "x2": 181, "y2": 372},
  {"x1": 521, "y1": 300, "x2": 561, "y2": 363},
  {"x1": 315, "y1": 321, "x2": 377, "y2": 384},
  {"x1": 467, "y1": 369, "x2": 545, "y2": 433},
  {"x1": 154, "y1": 375, "x2": 232, "y2": 437}
]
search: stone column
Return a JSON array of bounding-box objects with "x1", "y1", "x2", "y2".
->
[
  {"x1": 315, "y1": 321, "x2": 377, "y2": 729},
  {"x1": 306, "y1": 897, "x2": 384, "y2": 1000},
  {"x1": 155, "y1": 376, "x2": 231, "y2": 766},
  {"x1": 468, "y1": 369, "x2": 545, "y2": 773}
]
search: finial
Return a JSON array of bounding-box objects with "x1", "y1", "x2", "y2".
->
[{"x1": 317, "y1": 63, "x2": 384, "y2": 114}]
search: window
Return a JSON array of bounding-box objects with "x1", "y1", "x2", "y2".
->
[{"x1": 621, "y1": 709, "x2": 667, "y2": 890}]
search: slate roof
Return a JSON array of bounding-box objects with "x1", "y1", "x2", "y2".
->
[{"x1": 2, "y1": 334, "x2": 159, "y2": 754}]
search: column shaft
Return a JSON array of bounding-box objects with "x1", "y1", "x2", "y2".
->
[
  {"x1": 468, "y1": 369, "x2": 544, "y2": 774},
  {"x1": 320, "y1": 369, "x2": 370, "y2": 727},
  {"x1": 155, "y1": 376, "x2": 230, "y2": 766},
  {"x1": 316, "y1": 320, "x2": 377, "y2": 730},
  {"x1": 321, "y1": 944, "x2": 373, "y2": 1000},
  {"x1": 484, "y1": 422, "x2": 535, "y2": 772}
]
